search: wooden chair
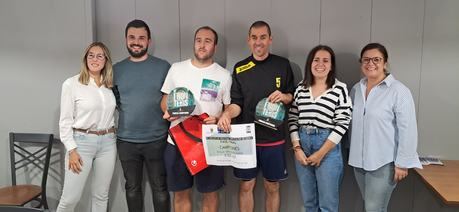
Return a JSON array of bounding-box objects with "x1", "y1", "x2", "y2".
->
[{"x1": 0, "y1": 133, "x2": 53, "y2": 209}]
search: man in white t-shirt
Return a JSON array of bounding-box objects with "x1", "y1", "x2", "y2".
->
[{"x1": 160, "y1": 26, "x2": 232, "y2": 212}]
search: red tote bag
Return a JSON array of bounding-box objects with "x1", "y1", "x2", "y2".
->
[{"x1": 169, "y1": 113, "x2": 209, "y2": 175}]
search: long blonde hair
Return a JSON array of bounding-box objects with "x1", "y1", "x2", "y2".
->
[{"x1": 78, "y1": 42, "x2": 114, "y2": 88}]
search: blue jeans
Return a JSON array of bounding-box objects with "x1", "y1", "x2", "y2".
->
[
  {"x1": 57, "y1": 131, "x2": 117, "y2": 212},
  {"x1": 354, "y1": 163, "x2": 397, "y2": 212},
  {"x1": 294, "y1": 127, "x2": 343, "y2": 212}
]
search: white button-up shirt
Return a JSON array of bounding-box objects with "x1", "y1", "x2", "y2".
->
[
  {"x1": 348, "y1": 74, "x2": 422, "y2": 171},
  {"x1": 59, "y1": 75, "x2": 116, "y2": 151}
]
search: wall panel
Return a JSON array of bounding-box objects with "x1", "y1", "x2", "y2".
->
[
  {"x1": 321, "y1": 0, "x2": 371, "y2": 88},
  {"x1": 224, "y1": 0, "x2": 271, "y2": 72},
  {"x1": 179, "y1": 0, "x2": 226, "y2": 65},
  {"x1": 418, "y1": 0, "x2": 459, "y2": 159},
  {"x1": 271, "y1": 0, "x2": 320, "y2": 84},
  {"x1": 372, "y1": 0, "x2": 424, "y2": 111}
]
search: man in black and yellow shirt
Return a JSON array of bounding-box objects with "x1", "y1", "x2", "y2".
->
[{"x1": 218, "y1": 21, "x2": 294, "y2": 212}]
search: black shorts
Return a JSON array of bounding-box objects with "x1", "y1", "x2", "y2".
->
[
  {"x1": 234, "y1": 142, "x2": 288, "y2": 181},
  {"x1": 164, "y1": 143, "x2": 224, "y2": 193}
]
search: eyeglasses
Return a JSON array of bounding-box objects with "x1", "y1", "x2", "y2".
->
[
  {"x1": 361, "y1": 57, "x2": 383, "y2": 64},
  {"x1": 87, "y1": 53, "x2": 106, "y2": 61}
]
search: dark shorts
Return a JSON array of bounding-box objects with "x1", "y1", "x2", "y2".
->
[
  {"x1": 164, "y1": 143, "x2": 224, "y2": 193},
  {"x1": 233, "y1": 143, "x2": 288, "y2": 181}
]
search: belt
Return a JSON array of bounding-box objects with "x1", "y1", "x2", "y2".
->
[
  {"x1": 74, "y1": 127, "x2": 116, "y2": 136},
  {"x1": 301, "y1": 125, "x2": 320, "y2": 134}
]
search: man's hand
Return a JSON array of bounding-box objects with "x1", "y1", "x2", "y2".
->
[
  {"x1": 217, "y1": 113, "x2": 232, "y2": 133},
  {"x1": 268, "y1": 90, "x2": 292, "y2": 104},
  {"x1": 217, "y1": 104, "x2": 241, "y2": 133},
  {"x1": 203, "y1": 116, "x2": 218, "y2": 124},
  {"x1": 163, "y1": 110, "x2": 179, "y2": 122},
  {"x1": 268, "y1": 90, "x2": 284, "y2": 103}
]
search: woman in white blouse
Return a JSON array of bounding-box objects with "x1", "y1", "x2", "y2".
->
[
  {"x1": 289, "y1": 45, "x2": 352, "y2": 212},
  {"x1": 57, "y1": 42, "x2": 116, "y2": 212}
]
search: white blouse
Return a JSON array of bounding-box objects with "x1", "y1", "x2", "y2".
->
[{"x1": 59, "y1": 75, "x2": 116, "y2": 151}]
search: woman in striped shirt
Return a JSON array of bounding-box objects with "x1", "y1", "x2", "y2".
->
[{"x1": 289, "y1": 45, "x2": 352, "y2": 212}]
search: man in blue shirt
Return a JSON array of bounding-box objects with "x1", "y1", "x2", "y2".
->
[{"x1": 113, "y1": 19, "x2": 170, "y2": 212}]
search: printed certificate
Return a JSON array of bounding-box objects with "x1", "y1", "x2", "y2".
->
[{"x1": 202, "y1": 124, "x2": 256, "y2": 169}]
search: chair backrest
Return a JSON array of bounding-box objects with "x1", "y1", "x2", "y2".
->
[{"x1": 8, "y1": 133, "x2": 53, "y2": 202}]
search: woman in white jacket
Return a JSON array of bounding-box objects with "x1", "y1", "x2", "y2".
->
[{"x1": 57, "y1": 42, "x2": 116, "y2": 212}]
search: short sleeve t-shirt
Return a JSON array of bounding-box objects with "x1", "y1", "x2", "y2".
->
[
  {"x1": 231, "y1": 54, "x2": 295, "y2": 144},
  {"x1": 161, "y1": 59, "x2": 232, "y2": 144}
]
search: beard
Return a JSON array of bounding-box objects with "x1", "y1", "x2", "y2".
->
[
  {"x1": 194, "y1": 49, "x2": 214, "y2": 62},
  {"x1": 127, "y1": 44, "x2": 148, "y2": 58}
]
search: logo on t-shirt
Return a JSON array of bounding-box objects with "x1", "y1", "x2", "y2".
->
[
  {"x1": 200, "y1": 79, "x2": 220, "y2": 102},
  {"x1": 236, "y1": 61, "x2": 256, "y2": 74},
  {"x1": 276, "y1": 77, "x2": 281, "y2": 88}
]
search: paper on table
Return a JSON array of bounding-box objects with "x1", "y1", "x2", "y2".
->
[{"x1": 419, "y1": 156, "x2": 444, "y2": 166}]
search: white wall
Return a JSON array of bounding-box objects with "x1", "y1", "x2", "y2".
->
[{"x1": 1, "y1": 0, "x2": 459, "y2": 211}]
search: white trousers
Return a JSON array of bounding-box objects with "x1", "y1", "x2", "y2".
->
[{"x1": 57, "y1": 132, "x2": 117, "y2": 212}]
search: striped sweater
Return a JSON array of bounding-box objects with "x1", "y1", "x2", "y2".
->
[{"x1": 288, "y1": 79, "x2": 352, "y2": 144}]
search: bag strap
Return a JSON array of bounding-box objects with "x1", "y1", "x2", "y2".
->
[{"x1": 179, "y1": 122, "x2": 202, "y2": 143}]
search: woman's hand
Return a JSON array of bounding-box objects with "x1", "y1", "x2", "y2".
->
[
  {"x1": 393, "y1": 166, "x2": 408, "y2": 182},
  {"x1": 294, "y1": 148, "x2": 309, "y2": 166},
  {"x1": 306, "y1": 151, "x2": 326, "y2": 167},
  {"x1": 68, "y1": 149, "x2": 83, "y2": 174},
  {"x1": 306, "y1": 140, "x2": 336, "y2": 167}
]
